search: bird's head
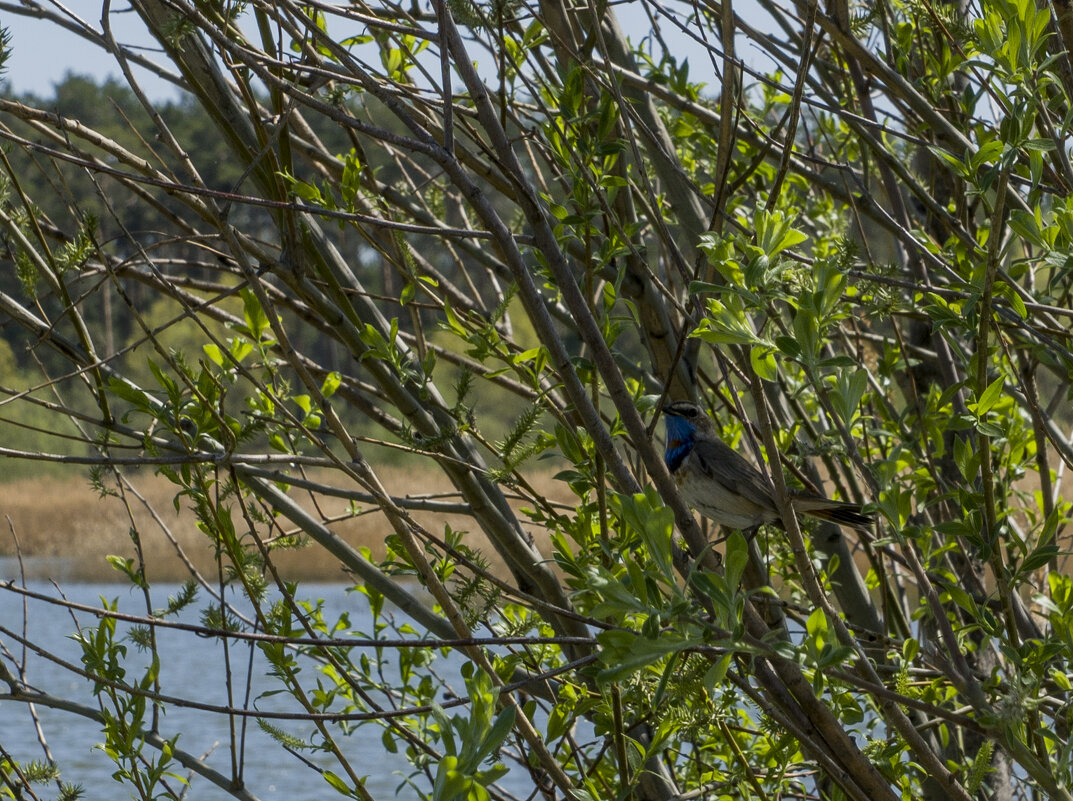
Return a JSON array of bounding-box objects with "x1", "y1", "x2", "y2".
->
[
  {"x1": 660, "y1": 398, "x2": 712, "y2": 461},
  {"x1": 661, "y1": 401, "x2": 714, "y2": 471},
  {"x1": 661, "y1": 400, "x2": 714, "y2": 437}
]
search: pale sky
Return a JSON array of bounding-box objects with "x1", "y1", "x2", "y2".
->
[
  {"x1": 3, "y1": 6, "x2": 182, "y2": 100},
  {"x1": 2, "y1": 3, "x2": 767, "y2": 102}
]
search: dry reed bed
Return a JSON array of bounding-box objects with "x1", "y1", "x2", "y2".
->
[
  {"x1": 2, "y1": 463, "x2": 1068, "y2": 588},
  {"x1": 0, "y1": 466, "x2": 572, "y2": 584}
]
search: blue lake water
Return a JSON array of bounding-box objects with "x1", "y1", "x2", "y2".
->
[{"x1": 0, "y1": 579, "x2": 537, "y2": 801}]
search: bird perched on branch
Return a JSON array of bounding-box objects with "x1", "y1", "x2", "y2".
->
[{"x1": 661, "y1": 400, "x2": 872, "y2": 530}]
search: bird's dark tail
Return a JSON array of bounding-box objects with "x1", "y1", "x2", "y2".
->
[{"x1": 794, "y1": 497, "x2": 873, "y2": 529}]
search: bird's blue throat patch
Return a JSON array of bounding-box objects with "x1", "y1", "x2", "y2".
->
[{"x1": 663, "y1": 414, "x2": 695, "y2": 472}]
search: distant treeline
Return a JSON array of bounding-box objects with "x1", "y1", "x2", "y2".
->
[
  {"x1": 1, "y1": 73, "x2": 352, "y2": 371},
  {"x1": 0, "y1": 73, "x2": 538, "y2": 473}
]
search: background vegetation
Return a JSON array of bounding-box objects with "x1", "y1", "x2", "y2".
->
[{"x1": 2, "y1": 0, "x2": 1073, "y2": 799}]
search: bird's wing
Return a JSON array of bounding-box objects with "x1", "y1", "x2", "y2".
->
[{"x1": 689, "y1": 437, "x2": 778, "y2": 513}]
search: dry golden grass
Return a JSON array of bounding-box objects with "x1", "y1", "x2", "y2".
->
[
  {"x1": 4, "y1": 459, "x2": 1068, "y2": 587},
  {"x1": 0, "y1": 466, "x2": 575, "y2": 584}
]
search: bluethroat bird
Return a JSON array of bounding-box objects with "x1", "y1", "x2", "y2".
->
[{"x1": 661, "y1": 401, "x2": 872, "y2": 530}]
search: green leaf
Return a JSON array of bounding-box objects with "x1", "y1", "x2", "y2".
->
[
  {"x1": 995, "y1": 281, "x2": 1028, "y2": 319},
  {"x1": 792, "y1": 309, "x2": 819, "y2": 364},
  {"x1": 596, "y1": 629, "x2": 699, "y2": 684},
  {"x1": 944, "y1": 583, "x2": 978, "y2": 616},
  {"x1": 106, "y1": 555, "x2": 146, "y2": 589},
  {"x1": 692, "y1": 298, "x2": 757, "y2": 346},
  {"x1": 202, "y1": 344, "x2": 224, "y2": 366},
  {"x1": 1019, "y1": 543, "x2": 1058, "y2": 574},
  {"x1": 321, "y1": 371, "x2": 342, "y2": 397},
  {"x1": 903, "y1": 637, "x2": 919, "y2": 662},
  {"x1": 702, "y1": 652, "x2": 734, "y2": 693},
  {"x1": 750, "y1": 344, "x2": 778, "y2": 381},
  {"x1": 806, "y1": 607, "x2": 828, "y2": 640},
  {"x1": 322, "y1": 770, "x2": 354, "y2": 797},
  {"x1": 443, "y1": 299, "x2": 468, "y2": 336},
  {"x1": 1009, "y1": 209, "x2": 1048, "y2": 248},
  {"x1": 974, "y1": 375, "x2": 1004, "y2": 416},
  {"x1": 612, "y1": 489, "x2": 676, "y2": 582},
  {"x1": 476, "y1": 706, "x2": 516, "y2": 764},
  {"x1": 724, "y1": 531, "x2": 749, "y2": 590},
  {"x1": 108, "y1": 378, "x2": 154, "y2": 411},
  {"x1": 241, "y1": 288, "x2": 271, "y2": 341},
  {"x1": 775, "y1": 336, "x2": 801, "y2": 357},
  {"x1": 755, "y1": 209, "x2": 808, "y2": 257},
  {"x1": 829, "y1": 368, "x2": 868, "y2": 426},
  {"x1": 817, "y1": 645, "x2": 855, "y2": 668}
]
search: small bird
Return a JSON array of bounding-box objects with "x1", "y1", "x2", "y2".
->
[{"x1": 661, "y1": 400, "x2": 872, "y2": 530}]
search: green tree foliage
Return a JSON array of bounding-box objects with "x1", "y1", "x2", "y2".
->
[{"x1": 2, "y1": 0, "x2": 1073, "y2": 799}]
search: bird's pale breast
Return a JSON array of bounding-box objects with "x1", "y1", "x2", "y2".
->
[{"x1": 674, "y1": 448, "x2": 775, "y2": 529}]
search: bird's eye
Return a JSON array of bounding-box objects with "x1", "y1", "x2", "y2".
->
[{"x1": 686, "y1": 408, "x2": 697, "y2": 417}]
